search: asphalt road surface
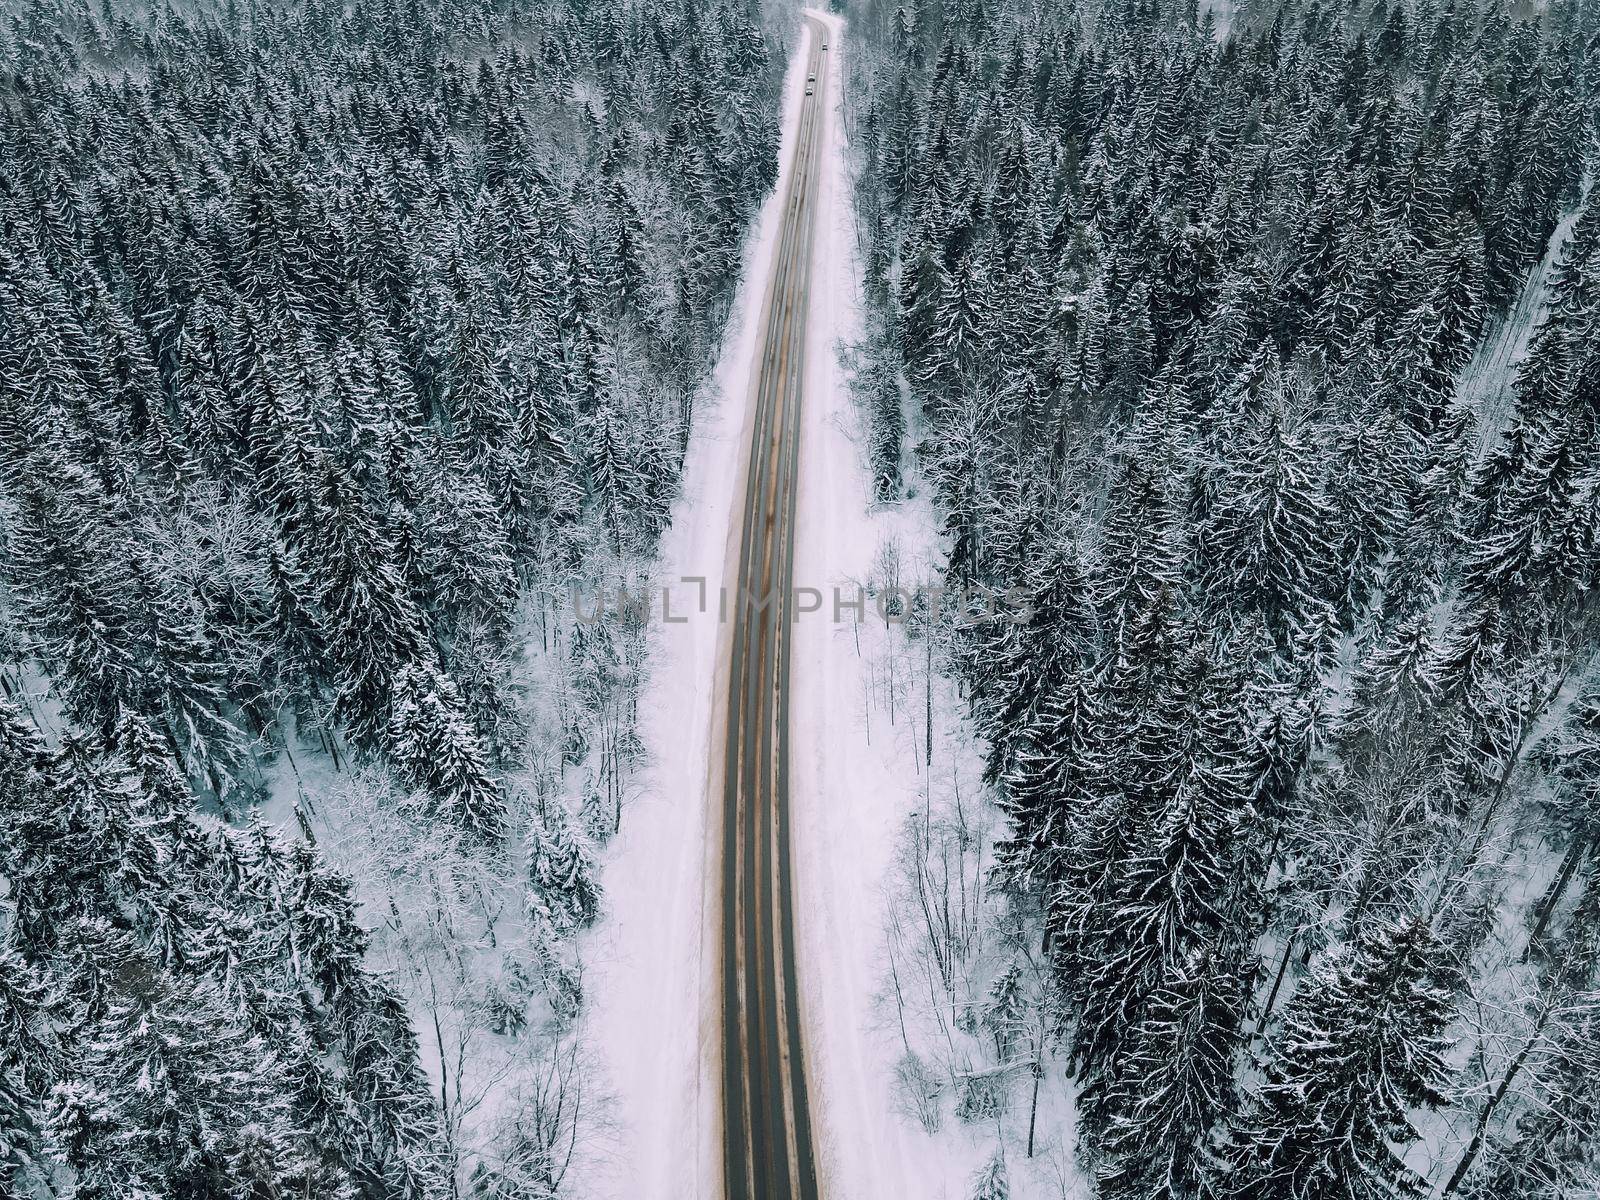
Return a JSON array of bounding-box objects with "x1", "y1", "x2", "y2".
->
[{"x1": 720, "y1": 16, "x2": 829, "y2": 1200}]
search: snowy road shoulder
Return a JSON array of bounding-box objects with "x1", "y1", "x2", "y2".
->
[
  {"x1": 787, "y1": 10, "x2": 1000, "y2": 1198},
  {"x1": 575, "y1": 24, "x2": 815, "y2": 1200}
]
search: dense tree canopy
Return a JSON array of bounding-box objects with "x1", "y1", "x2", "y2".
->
[
  {"x1": 0, "y1": 0, "x2": 780, "y2": 1192},
  {"x1": 848, "y1": 0, "x2": 1600, "y2": 1194}
]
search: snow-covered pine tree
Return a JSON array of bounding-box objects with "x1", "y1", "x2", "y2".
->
[
  {"x1": 313, "y1": 463, "x2": 429, "y2": 743},
  {"x1": 1075, "y1": 655, "x2": 1254, "y2": 1127},
  {"x1": 995, "y1": 668, "x2": 1108, "y2": 892},
  {"x1": 388, "y1": 661, "x2": 509, "y2": 844},
  {"x1": 970, "y1": 1149, "x2": 1009, "y2": 1200},
  {"x1": 1095, "y1": 943, "x2": 1251, "y2": 1200},
  {"x1": 1219, "y1": 917, "x2": 1455, "y2": 1200},
  {"x1": 527, "y1": 802, "x2": 603, "y2": 933}
]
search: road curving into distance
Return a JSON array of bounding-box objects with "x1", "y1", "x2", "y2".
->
[{"x1": 720, "y1": 14, "x2": 830, "y2": 1200}]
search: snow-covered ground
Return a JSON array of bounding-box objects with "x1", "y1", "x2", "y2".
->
[
  {"x1": 790, "y1": 19, "x2": 1086, "y2": 1197},
  {"x1": 787, "y1": 10, "x2": 981, "y2": 1197},
  {"x1": 574, "y1": 22, "x2": 808, "y2": 1198}
]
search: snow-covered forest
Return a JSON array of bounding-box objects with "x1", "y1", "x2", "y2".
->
[
  {"x1": 844, "y1": 0, "x2": 1600, "y2": 1196},
  {"x1": 0, "y1": 0, "x2": 780, "y2": 1193},
  {"x1": 8, "y1": 0, "x2": 1600, "y2": 1194}
]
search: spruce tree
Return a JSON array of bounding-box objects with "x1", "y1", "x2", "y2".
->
[
  {"x1": 388, "y1": 662, "x2": 509, "y2": 844},
  {"x1": 1096, "y1": 944, "x2": 1251, "y2": 1200},
  {"x1": 1220, "y1": 918, "x2": 1455, "y2": 1200},
  {"x1": 527, "y1": 803, "x2": 603, "y2": 932}
]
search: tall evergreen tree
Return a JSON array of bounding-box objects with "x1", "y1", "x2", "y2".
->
[{"x1": 1220, "y1": 919, "x2": 1455, "y2": 1200}]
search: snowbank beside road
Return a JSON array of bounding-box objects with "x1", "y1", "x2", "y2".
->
[
  {"x1": 787, "y1": 11, "x2": 1024, "y2": 1198},
  {"x1": 575, "y1": 23, "x2": 811, "y2": 1200},
  {"x1": 789, "y1": 14, "x2": 1088, "y2": 1198}
]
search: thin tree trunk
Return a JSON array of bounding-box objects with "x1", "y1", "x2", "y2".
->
[
  {"x1": 1026, "y1": 1058, "x2": 1042, "y2": 1158},
  {"x1": 1523, "y1": 837, "x2": 1587, "y2": 961},
  {"x1": 1440, "y1": 995, "x2": 1556, "y2": 1196},
  {"x1": 1257, "y1": 934, "x2": 1296, "y2": 1035}
]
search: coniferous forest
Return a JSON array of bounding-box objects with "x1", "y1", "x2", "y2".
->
[
  {"x1": 847, "y1": 0, "x2": 1600, "y2": 1196},
  {"x1": 0, "y1": 0, "x2": 779, "y2": 1194},
  {"x1": 7, "y1": 0, "x2": 1600, "y2": 1195}
]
